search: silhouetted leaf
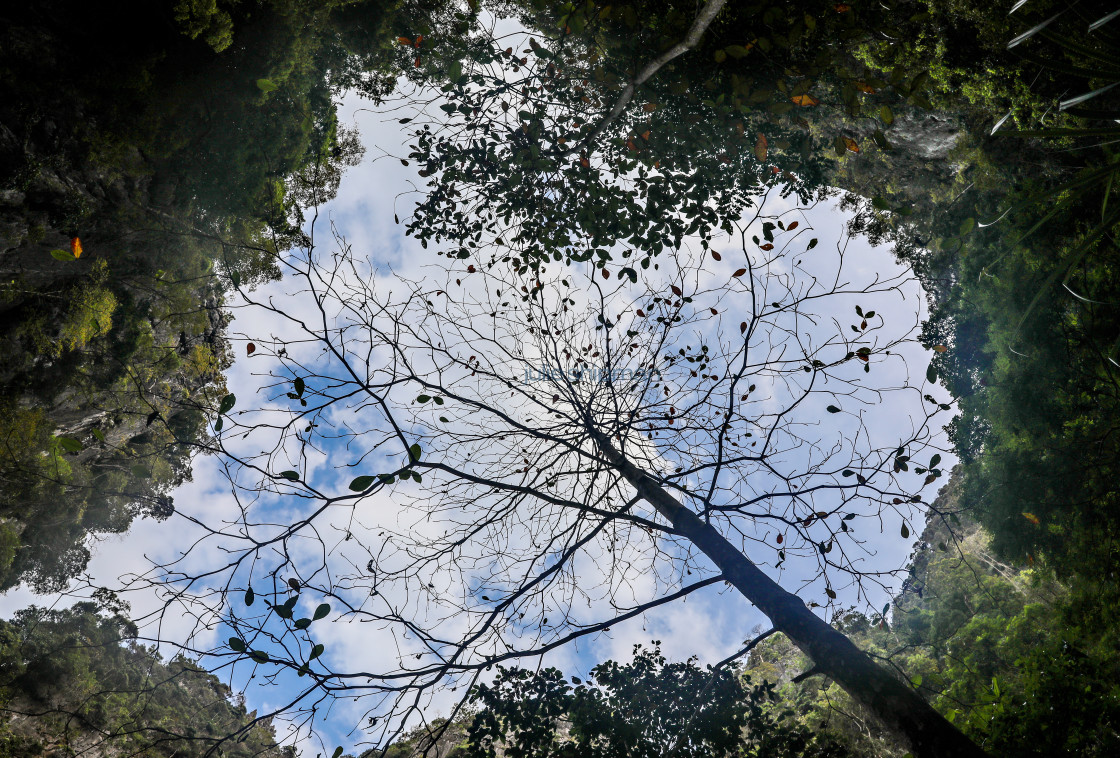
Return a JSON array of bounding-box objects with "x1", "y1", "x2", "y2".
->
[{"x1": 349, "y1": 475, "x2": 376, "y2": 492}]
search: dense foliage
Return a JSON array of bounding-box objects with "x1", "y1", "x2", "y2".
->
[
  {"x1": 0, "y1": 603, "x2": 295, "y2": 757},
  {"x1": 0, "y1": 0, "x2": 399, "y2": 591},
  {"x1": 461, "y1": 645, "x2": 851, "y2": 758},
  {"x1": 744, "y1": 476, "x2": 1120, "y2": 757},
  {"x1": 3, "y1": 0, "x2": 1120, "y2": 755},
  {"x1": 403, "y1": 0, "x2": 947, "y2": 271},
  {"x1": 845, "y1": 0, "x2": 1120, "y2": 634}
]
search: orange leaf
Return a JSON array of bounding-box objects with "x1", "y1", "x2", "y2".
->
[
  {"x1": 397, "y1": 37, "x2": 411, "y2": 45},
  {"x1": 791, "y1": 94, "x2": 819, "y2": 107},
  {"x1": 732, "y1": 268, "x2": 747, "y2": 278},
  {"x1": 787, "y1": 221, "x2": 799, "y2": 231},
  {"x1": 834, "y1": 3, "x2": 851, "y2": 11},
  {"x1": 842, "y1": 136, "x2": 860, "y2": 153},
  {"x1": 776, "y1": 533, "x2": 783, "y2": 544},
  {"x1": 855, "y1": 81, "x2": 875, "y2": 94},
  {"x1": 640, "y1": 130, "x2": 651, "y2": 141},
  {"x1": 580, "y1": 156, "x2": 590, "y2": 167},
  {"x1": 754, "y1": 133, "x2": 768, "y2": 162},
  {"x1": 643, "y1": 103, "x2": 658, "y2": 112},
  {"x1": 626, "y1": 138, "x2": 637, "y2": 151},
  {"x1": 711, "y1": 251, "x2": 722, "y2": 261},
  {"x1": 415, "y1": 35, "x2": 423, "y2": 47},
  {"x1": 759, "y1": 243, "x2": 774, "y2": 251},
  {"x1": 246, "y1": 343, "x2": 256, "y2": 356},
  {"x1": 414, "y1": 55, "x2": 421, "y2": 68},
  {"x1": 1021, "y1": 512, "x2": 1041, "y2": 525},
  {"x1": 933, "y1": 345, "x2": 948, "y2": 353},
  {"x1": 70, "y1": 237, "x2": 83, "y2": 258}
]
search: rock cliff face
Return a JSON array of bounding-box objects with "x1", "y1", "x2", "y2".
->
[{"x1": 823, "y1": 105, "x2": 970, "y2": 217}]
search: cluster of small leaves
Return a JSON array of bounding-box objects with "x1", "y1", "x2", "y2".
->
[
  {"x1": 464, "y1": 645, "x2": 850, "y2": 758},
  {"x1": 400, "y1": 1, "x2": 943, "y2": 273},
  {"x1": 403, "y1": 18, "x2": 815, "y2": 270},
  {"x1": 228, "y1": 583, "x2": 331, "y2": 676}
]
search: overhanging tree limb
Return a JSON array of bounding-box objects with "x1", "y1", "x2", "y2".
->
[
  {"x1": 589, "y1": 428, "x2": 989, "y2": 758},
  {"x1": 571, "y1": 0, "x2": 729, "y2": 156}
]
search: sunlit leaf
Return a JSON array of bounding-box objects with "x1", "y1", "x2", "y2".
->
[
  {"x1": 790, "y1": 94, "x2": 819, "y2": 107},
  {"x1": 1021, "y1": 512, "x2": 1041, "y2": 524}
]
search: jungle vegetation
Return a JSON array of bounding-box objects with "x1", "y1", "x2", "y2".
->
[{"x1": 1, "y1": 0, "x2": 1119, "y2": 757}]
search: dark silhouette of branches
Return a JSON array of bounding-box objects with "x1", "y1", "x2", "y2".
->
[{"x1": 115, "y1": 189, "x2": 981, "y2": 757}]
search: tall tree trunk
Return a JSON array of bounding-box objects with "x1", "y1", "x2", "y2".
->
[{"x1": 591, "y1": 431, "x2": 990, "y2": 758}]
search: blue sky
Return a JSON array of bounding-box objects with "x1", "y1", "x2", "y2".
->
[{"x1": 0, "y1": 86, "x2": 957, "y2": 757}]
